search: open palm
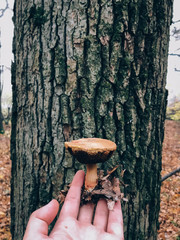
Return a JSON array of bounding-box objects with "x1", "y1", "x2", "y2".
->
[{"x1": 23, "y1": 171, "x2": 124, "y2": 240}]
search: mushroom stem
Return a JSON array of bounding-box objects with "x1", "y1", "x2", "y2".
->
[{"x1": 85, "y1": 164, "x2": 98, "y2": 191}]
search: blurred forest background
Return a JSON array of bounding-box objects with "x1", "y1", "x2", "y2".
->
[{"x1": 0, "y1": 0, "x2": 179, "y2": 239}]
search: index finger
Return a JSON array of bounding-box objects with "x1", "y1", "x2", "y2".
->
[
  {"x1": 107, "y1": 201, "x2": 124, "y2": 239},
  {"x1": 59, "y1": 170, "x2": 85, "y2": 221}
]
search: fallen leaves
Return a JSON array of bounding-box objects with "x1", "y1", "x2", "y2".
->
[
  {"x1": 0, "y1": 126, "x2": 11, "y2": 240},
  {"x1": 81, "y1": 169, "x2": 127, "y2": 210},
  {"x1": 59, "y1": 167, "x2": 127, "y2": 211},
  {"x1": 158, "y1": 120, "x2": 180, "y2": 240}
]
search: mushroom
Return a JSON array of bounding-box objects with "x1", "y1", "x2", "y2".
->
[{"x1": 65, "y1": 138, "x2": 117, "y2": 191}]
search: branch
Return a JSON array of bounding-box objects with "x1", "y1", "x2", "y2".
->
[
  {"x1": 0, "y1": 0, "x2": 9, "y2": 18},
  {"x1": 161, "y1": 167, "x2": 180, "y2": 182},
  {"x1": 169, "y1": 53, "x2": 180, "y2": 57},
  {"x1": 171, "y1": 26, "x2": 180, "y2": 40},
  {"x1": 4, "y1": 65, "x2": 11, "y2": 71},
  {"x1": 172, "y1": 20, "x2": 180, "y2": 24}
]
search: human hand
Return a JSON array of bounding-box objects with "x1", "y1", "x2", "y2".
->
[{"x1": 23, "y1": 170, "x2": 124, "y2": 240}]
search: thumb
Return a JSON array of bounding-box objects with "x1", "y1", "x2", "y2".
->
[{"x1": 23, "y1": 199, "x2": 59, "y2": 239}]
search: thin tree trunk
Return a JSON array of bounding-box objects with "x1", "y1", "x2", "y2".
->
[
  {"x1": 11, "y1": 0, "x2": 173, "y2": 239},
  {"x1": 0, "y1": 81, "x2": 4, "y2": 133}
]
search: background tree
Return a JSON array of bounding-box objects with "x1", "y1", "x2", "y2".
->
[
  {"x1": 0, "y1": 65, "x2": 4, "y2": 133},
  {"x1": 169, "y1": 19, "x2": 180, "y2": 72},
  {"x1": 2, "y1": 93, "x2": 12, "y2": 125},
  {"x1": 11, "y1": 0, "x2": 173, "y2": 239},
  {"x1": 0, "y1": 0, "x2": 13, "y2": 132}
]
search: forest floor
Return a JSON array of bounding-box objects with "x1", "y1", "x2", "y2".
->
[
  {"x1": 0, "y1": 120, "x2": 179, "y2": 240},
  {"x1": 0, "y1": 125, "x2": 11, "y2": 240},
  {"x1": 158, "y1": 120, "x2": 180, "y2": 240}
]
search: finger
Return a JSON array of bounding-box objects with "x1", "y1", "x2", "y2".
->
[
  {"x1": 93, "y1": 199, "x2": 109, "y2": 231},
  {"x1": 78, "y1": 203, "x2": 95, "y2": 223},
  {"x1": 23, "y1": 199, "x2": 59, "y2": 239},
  {"x1": 107, "y1": 201, "x2": 124, "y2": 238},
  {"x1": 58, "y1": 170, "x2": 85, "y2": 221}
]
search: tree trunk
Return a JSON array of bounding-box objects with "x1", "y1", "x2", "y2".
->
[{"x1": 11, "y1": 0, "x2": 173, "y2": 239}]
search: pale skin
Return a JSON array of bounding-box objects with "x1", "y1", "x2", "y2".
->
[{"x1": 23, "y1": 170, "x2": 124, "y2": 240}]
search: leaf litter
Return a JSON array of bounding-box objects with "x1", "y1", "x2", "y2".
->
[
  {"x1": 0, "y1": 126, "x2": 11, "y2": 240},
  {"x1": 59, "y1": 167, "x2": 127, "y2": 211},
  {"x1": 158, "y1": 120, "x2": 180, "y2": 240}
]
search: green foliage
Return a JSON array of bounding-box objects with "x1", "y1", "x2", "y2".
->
[{"x1": 166, "y1": 101, "x2": 180, "y2": 121}]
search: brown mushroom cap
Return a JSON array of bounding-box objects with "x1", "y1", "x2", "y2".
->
[{"x1": 65, "y1": 138, "x2": 117, "y2": 164}]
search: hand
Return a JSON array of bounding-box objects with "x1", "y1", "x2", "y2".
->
[{"x1": 23, "y1": 170, "x2": 124, "y2": 240}]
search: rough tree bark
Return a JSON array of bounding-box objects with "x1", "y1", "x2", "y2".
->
[{"x1": 11, "y1": 0, "x2": 173, "y2": 239}]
